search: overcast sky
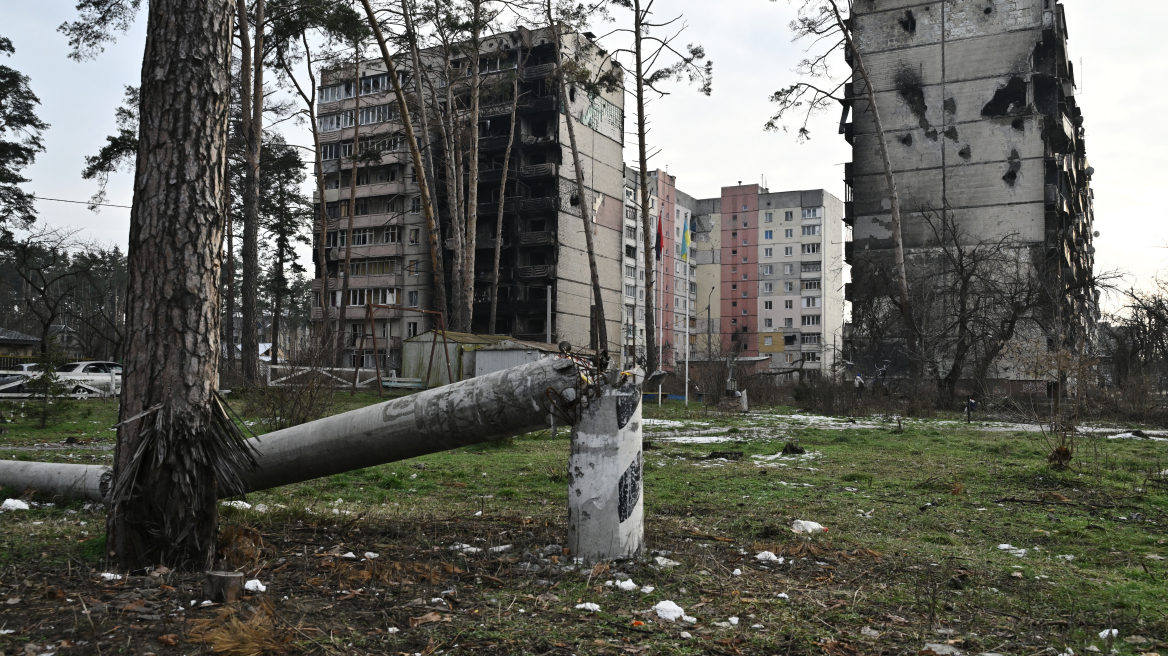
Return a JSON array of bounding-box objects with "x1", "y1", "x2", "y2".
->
[{"x1": 6, "y1": 1, "x2": 1166, "y2": 311}]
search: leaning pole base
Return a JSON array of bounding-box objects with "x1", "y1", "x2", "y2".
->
[{"x1": 567, "y1": 370, "x2": 644, "y2": 563}]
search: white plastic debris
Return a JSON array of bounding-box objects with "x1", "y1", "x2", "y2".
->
[
  {"x1": 1098, "y1": 629, "x2": 1118, "y2": 640},
  {"x1": 997, "y1": 544, "x2": 1028, "y2": 557},
  {"x1": 1, "y1": 499, "x2": 30, "y2": 511},
  {"x1": 618, "y1": 579, "x2": 638, "y2": 592},
  {"x1": 575, "y1": 602, "x2": 601, "y2": 612},
  {"x1": 652, "y1": 600, "x2": 694, "y2": 623},
  {"x1": 489, "y1": 544, "x2": 513, "y2": 553},
  {"x1": 244, "y1": 579, "x2": 266, "y2": 593},
  {"x1": 364, "y1": 552, "x2": 380, "y2": 560},
  {"x1": 732, "y1": 569, "x2": 742, "y2": 576},
  {"x1": 221, "y1": 500, "x2": 251, "y2": 510},
  {"x1": 680, "y1": 631, "x2": 693, "y2": 639},
  {"x1": 755, "y1": 551, "x2": 784, "y2": 563},
  {"x1": 99, "y1": 573, "x2": 123, "y2": 581},
  {"x1": 792, "y1": 519, "x2": 827, "y2": 535},
  {"x1": 654, "y1": 556, "x2": 681, "y2": 567},
  {"x1": 386, "y1": 627, "x2": 400, "y2": 634},
  {"x1": 341, "y1": 552, "x2": 357, "y2": 560}
]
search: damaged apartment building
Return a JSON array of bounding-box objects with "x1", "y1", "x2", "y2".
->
[
  {"x1": 842, "y1": 1, "x2": 1097, "y2": 372},
  {"x1": 312, "y1": 27, "x2": 624, "y2": 369}
]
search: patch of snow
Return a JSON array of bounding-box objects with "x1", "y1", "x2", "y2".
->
[
  {"x1": 244, "y1": 579, "x2": 266, "y2": 592},
  {"x1": 1098, "y1": 629, "x2": 1118, "y2": 640},
  {"x1": 575, "y1": 602, "x2": 601, "y2": 612},
  {"x1": 618, "y1": 579, "x2": 638, "y2": 592},
  {"x1": 489, "y1": 544, "x2": 513, "y2": 553},
  {"x1": 640, "y1": 586, "x2": 655, "y2": 594},
  {"x1": 99, "y1": 573, "x2": 122, "y2": 581},
  {"x1": 221, "y1": 500, "x2": 251, "y2": 510},
  {"x1": 998, "y1": 544, "x2": 1028, "y2": 557},
  {"x1": 654, "y1": 556, "x2": 681, "y2": 567},
  {"x1": 732, "y1": 569, "x2": 742, "y2": 576},
  {"x1": 729, "y1": 616, "x2": 739, "y2": 625},
  {"x1": 1, "y1": 499, "x2": 30, "y2": 511},
  {"x1": 652, "y1": 600, "x2": 694, "y2": 623},
  {"x1": 364, "y1": 552, "x2": 380, "y2": 560}
]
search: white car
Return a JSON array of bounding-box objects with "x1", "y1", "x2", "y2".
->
[
  {"x1": 56, "y1": 361, "x2": 123, "y2": 395},
  {"x1": 0, "y1": 363, "x2": 47, "y2": 393}
]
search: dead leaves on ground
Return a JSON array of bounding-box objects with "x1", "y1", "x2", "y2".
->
[
  {"x1": 188, "y1": 602, "x2": 294, "y2": 656},
  {"x1": 409, "y1": 611, "x2": 452, "y2": 628}
]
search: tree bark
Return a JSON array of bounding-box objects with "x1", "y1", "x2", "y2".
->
[
  {"x1": 547, "y1": 9, "x2": 609, "y2": 367},
  {"x1": 401, "y1": 0, "x2": 447, "y2": 321},
  {"x1": 632, "y1": 0, "x2": 656, "y2": 374},
  {"x1": 459, "y1": 0, "x2": 483, "y2": 333},
  {"x1": 238, "y1": 0, "x2": 266, "y2": 385},
  {"x1": 108, "y1": 0, "x2": 254, "y2": 570},
  {"x1": 360, "y1": 0, "x2": 445, "y2": 330},
  {"x1": 489, "y1": 67, "x2": 523, "y2": 334}
]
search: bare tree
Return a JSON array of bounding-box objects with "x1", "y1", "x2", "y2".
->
[
  {"x1": 0, "y1": 226, "x2": 93, "y2": 354},
  {"x1": 765, "y1": 0, "x2": 918, "y2": 360},
  {"x1": 604, "y1": 0, "x2": 711, "y2": 374}
]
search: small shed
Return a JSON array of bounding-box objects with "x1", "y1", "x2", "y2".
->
[
  {"x1": 473, "y1": 339, "x2": 570, "y2": 378},
  {"x1": 0, "y1": 328, "x2": 39, "y2": 359},
  {"x1": 402, "y1": 331, "x2": 511, "y2": 388}
]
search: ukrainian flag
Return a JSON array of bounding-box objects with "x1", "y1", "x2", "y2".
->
[{"x1": 680, "y1": 216, "x2": 691, "y2": 262}]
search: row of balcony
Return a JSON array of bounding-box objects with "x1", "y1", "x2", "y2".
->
[
  {"x1": 471, "y1": 265, "x2": 557, "y2": 282},
  {"x1": 443, "y1": 230, "x2": 555, "y2": 251},
  {"x1": 479, "y1": 162, "x2": 557, "y2": 183}
]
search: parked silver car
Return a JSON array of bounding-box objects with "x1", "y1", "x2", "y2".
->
[
  {"x1": 56, "y1": 361, "x2": 123, "y2": 395},
  {"x1": 0, "y1": 363, "x2": 46, "y2": 393}
]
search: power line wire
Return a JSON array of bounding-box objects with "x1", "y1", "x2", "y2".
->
[{"x1": 35, "y1": 196, "x2": 131, "y2": 209}]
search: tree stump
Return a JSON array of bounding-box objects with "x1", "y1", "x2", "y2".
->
[{"x1": 201, "y1": 571, "x2": 243, "y2": 603}]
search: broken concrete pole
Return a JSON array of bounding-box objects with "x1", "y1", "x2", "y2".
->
[
  {"x1": 0, "y1": 460, "x2": 109, "y2": 502},
  {"x1": 567, "y1": 372, "x2": 644, "y2": 563},
  {"x1": 0, "y1": 356, "x2": 582, "y2": 502}
]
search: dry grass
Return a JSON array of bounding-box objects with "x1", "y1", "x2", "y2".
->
[{"x1": 188, "y1": 602, "x2": 294, "y2": 656}]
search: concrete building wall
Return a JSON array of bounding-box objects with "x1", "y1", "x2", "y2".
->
[{"x1": 845, "y1": 0, "x2": 1097, "y2": 364}]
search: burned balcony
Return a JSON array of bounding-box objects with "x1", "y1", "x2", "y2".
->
[
  {"x1": 519, "y1": 163, "x2": 556, "y2": 179},
  {"x1": 844, "y1": 241, "x2": 855, "y2": 264},
  {"x1": 517, "y1": 230, "x2": 554, "y2": 246},
  {"x1": 517, "y1": 264, "x2": 556, "y2": 279},
  {"x1": 519, "y1": 63, "x2": 555, "y2": 81},
  {"x1": 520, "y1": 196, "x2": 557, "y2": 212},
  {"x1": 517, "y1": 96, "x2": 556, "y2": 114}
]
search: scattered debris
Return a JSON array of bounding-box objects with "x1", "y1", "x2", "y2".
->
[
  {"x1": 998, "y1": 544, "x2": 1028, "y2": 557},
  {"x1": 922, "y1": 643, "x2": 964, "y2": 656},
  {"x1": 654, "y1": 556, "x2": 681, "y2": 568},
  {"x1": 792, "y1": 520, "x2": 828, "y2": 535},
  {"x1": 652, "y1": 600, "x2": 695, "y2": 623},
  {"x1": 755, "y1": 551, "x2": 784, "y2": 563}
]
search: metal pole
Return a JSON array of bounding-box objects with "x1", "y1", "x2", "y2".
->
[
  {"x1": 657, "y1": 249, "x2": 662, "y2": 407},
  {"x1": 546, "y1": 283, "x2": 552, "y2": 344}
]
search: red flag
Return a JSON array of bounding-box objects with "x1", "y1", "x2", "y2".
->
[{"x1": 654, "y1": 214, "x2": 664, "y2": 260}]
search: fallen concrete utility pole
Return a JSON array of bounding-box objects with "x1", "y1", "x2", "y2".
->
[
  {"x1": 0, "y1": 356, "x2": 645, "y2": 563},
  {"x1": 0, "y1": 356, "x2": 582, "y2": 502}
]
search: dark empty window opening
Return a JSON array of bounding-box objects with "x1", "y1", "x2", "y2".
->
[
  {"x1": 899, "y1": 10, "x2": 917, "y2": 34},
  {"x1": 1003, "y1": 149, "x2": 1022, "y2": 186},
  {"x1": 984, "y1": 6, "x2": 993, "y2": 15},
  {"x1": 981, "y1": 77, "x2": 1028, "y2": 118}
]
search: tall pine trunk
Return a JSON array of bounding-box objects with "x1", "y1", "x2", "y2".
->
[
  {"x1": 238, "y1": 0, "x2": 265, "y2": 385},
  {"x1": 632, "y1": 0, "x2": 657, "y2": 374},
  {"x1": 108, "y1": 0, "x2": 254, "y2": 570}
]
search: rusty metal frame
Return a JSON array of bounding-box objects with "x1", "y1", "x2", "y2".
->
[{"x1": 349, "y1": 303, "x2": 455, "y2": 390}]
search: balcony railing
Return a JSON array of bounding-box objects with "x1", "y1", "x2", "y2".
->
[
  {"x1": 517, "y1": 230, "x2": 554, "y2": 246},
  {"x1": 520, "y1": 133, "x2": 555, "y2": 147},
  {"x1": 520, "y1": 197, "x2": 557, "y2": 212},
  {"x1": 519, "y1": 163, "x2": 556, "y2": 179},
  {"x1": 520, "y1": 63, "x2": 555, "y2": 81},
  {"x1": 517, "y1": 264, "x2": 556, "y2": 279}
]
